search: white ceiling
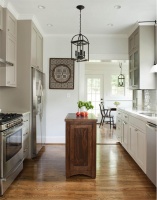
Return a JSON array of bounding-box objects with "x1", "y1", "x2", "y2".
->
[{"x1": 2, "y1": 0, "x2": 157, "y2": 36}]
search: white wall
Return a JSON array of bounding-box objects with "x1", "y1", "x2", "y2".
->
[{"x1": 43, "y1": 34, "x2": 128, "y2": 143}]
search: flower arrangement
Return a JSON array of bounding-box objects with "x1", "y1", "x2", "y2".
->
[
  {"x1": 76, "y1": 101, "x2": 94, "y2": 116},
  {"x1": 113, "y1": 101, "x2": 120, "y2": 107}
]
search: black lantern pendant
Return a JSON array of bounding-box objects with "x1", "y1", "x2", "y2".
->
[
  {"x1": 71, "y1": 5, "x2": 89, "y2": 62},
  {"x1": 118, "y1": 62, "x2": 125, "y2": 87}
]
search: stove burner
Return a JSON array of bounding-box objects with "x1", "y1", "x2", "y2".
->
[{"x1": 0, "y1": 113, "x2": 23, "y2": 126}]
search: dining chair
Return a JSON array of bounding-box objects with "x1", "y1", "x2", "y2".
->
[{"x1": 99, "y1": 103, "x2": 114, "y2": 129}]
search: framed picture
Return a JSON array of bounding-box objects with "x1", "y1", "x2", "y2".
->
[{"x1": 49, "y1": 58, "x2": 74, "y2": 89}]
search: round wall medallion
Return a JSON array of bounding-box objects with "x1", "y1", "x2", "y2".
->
[{"x1": 52, "y1": 64, "x2": 71, "y2": 83}]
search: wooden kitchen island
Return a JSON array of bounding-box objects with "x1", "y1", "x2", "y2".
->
[{"x1": 65, "y1": 113, "x2": 97, "y2": 178}]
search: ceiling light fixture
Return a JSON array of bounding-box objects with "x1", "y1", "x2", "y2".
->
[
  {"x1": 47, "y1": 24, "x2": 53, "y2": 27},
  {"x1": 38, "y1": 5, "x2": 45, "y2": 9},
  {"x1": 71, "y1": 5, "x2": 89, "y2": 62},
  {"x1": 107, "y1": 23, "x2": 113, "y2": 27},
  {"x1": 114, "y1": 5, "x2": 121, "y2": 9},
  {"x1": 118, "y1": 62, "x2": 125, "y2": 87}
]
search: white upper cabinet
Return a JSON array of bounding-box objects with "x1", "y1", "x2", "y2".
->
[
  {"x1": 0, "y1": 8, "x2": 17, "y2": 87},
  {"x1": 31, "y1": 24, "x2": 43, "y2": 71},
  {"x1": 0, "y1": 6, "x2": 3, "y2": 30},
  {"x1": 129, "y1": 26, "x2": 156, "y2": 90},
  {"x1": 7, "y1": 10, "x2": 17, "y2": 39}
]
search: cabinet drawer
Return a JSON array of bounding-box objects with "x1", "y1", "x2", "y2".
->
[
  {"x1": 116, "y1": 117, "x2": 121, "y2": 127},
  {"x1": 129, "y1": 116, "x2": 146, "y2": 133},
  {"x1": 122, "y1": 113, "x2": 129, "y2": 122},
  {"x1": 117, "y1": 111, "x2": 122, "y2": 118}
]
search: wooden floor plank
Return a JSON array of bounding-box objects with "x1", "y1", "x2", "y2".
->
[{"x1": 1, "y1": 144, "x2": 156, "y2": 200}]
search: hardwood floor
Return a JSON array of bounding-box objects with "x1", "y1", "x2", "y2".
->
[
  {"x1": 97, "y1": 124, "x2": 118, "y2": 144},
  {"x1": 1, "y1": 143, "x2": 156, "y2": 200}
]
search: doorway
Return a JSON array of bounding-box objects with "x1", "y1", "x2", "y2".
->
[{"x1": 85, "y1": 75, "x2": 103, "y2": 121}]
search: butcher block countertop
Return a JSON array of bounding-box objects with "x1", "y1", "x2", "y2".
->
[{"x1": 65, "y1": 113, "x2": 97, "y2": 122}]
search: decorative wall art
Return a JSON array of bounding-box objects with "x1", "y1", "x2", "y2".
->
[{"x1": 49, "y1": 58, "x2": 74, "y2": 89}]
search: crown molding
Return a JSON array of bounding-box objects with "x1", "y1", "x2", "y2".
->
[
  {"x1": 3, "y1": 2, "x2": 46, "y2": 36},
  {"x1": 0, "y1": 0, "x2": 5, "y2": 7},
  {"x1": 6, "y1": 2, "x2": 19, "y2": 19},
  {"x1": 32, "y1": 15, "x2": 45, "y2": 36},
  {"x1": 44, "y1": 33, "x2": 128, "y2": 38}
]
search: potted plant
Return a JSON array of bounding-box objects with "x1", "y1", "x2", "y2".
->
[{"x1": 76, "y1": 101, "x2": 94, "y2": 117}]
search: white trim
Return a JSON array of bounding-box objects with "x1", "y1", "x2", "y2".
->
[
  {"x1": 4, "y1": 2, "x2": 19, "y2": 19},
  {"x1": 89, "y1": 54, "x2": 129, "y2": 60},
  {"x1": 44, "y1": 33, "x2": 128, "y2": 38},
  {"x1": 0, "y1": 0, "x2": 5, "y2": 7},
  {"x1": 45, "y1": 136, "x2": 65, "y2": 144}
]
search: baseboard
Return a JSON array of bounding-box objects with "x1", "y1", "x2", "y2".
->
[{"x1": 45, "y1": 136, "x2": 65, "y2": 144}]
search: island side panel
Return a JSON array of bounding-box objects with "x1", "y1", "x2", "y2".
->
[{"x1": 65, "y1": 113, "x2": 97, "y2": 178}]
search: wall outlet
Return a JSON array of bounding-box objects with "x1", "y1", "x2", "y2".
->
[{"x1": 67, "y1": 93, "x2": 71, "y2": 98}]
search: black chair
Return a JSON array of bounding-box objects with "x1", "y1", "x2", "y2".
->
[{"x1": 99, "y1": 103, "x2": 114, "y2": 129}]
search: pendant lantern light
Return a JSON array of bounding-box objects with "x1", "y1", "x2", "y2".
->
[
  {"x1": 118, "y1": 62, "x2": 125, "y2": 87},
  {"x1": 71, "y1": 5, "x2": 89, "y2": 62}
]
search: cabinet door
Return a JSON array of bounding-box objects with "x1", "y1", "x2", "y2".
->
[
  {"x1": 6, "y1": 10, "x2": 17, "y2": 39},
  {"x1": 69, "y1": 124, "x2": 93, "y2": 172},
  {"x1": 37, "y1": 32, "x2": 43, "y2": 71},
  {"x1": 31, "y1": 25, "x2": 37, "y2": 67},
  {"x1": 116, "y1": 125, "x2": 122, "y2": 143},
  {"x1": 122, "y1": 121, "x2": 128, "y2": 150},
  {"x1": 116, "y1": 117, "x2": 122, "y2": 143},
  {"x1": 129, "y1": 35, "x2": 134, "y2": 53},
  {"x1": 128, "y1": 125, "x2": 137, "y2": 160},
  {"x1": 137, "y1": 130, "x2": 146, "y2": 172},
  {"x1": 6, "y1": 35, "x2": 16, "y2": 86},
  {"x1": 0, "y1": 6, "x2": 3, "y2": 30}
]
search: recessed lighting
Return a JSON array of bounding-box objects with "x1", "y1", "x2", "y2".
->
[
  {"x1": 114, "y1": 5, "x2": 121, "y2": 9},
  {"x1": 38, "y1": 5, "x2": 45, "y2": 9},
  {"x1": 47, "y1": 24, "x2": 53, "y2": 27},
  {"x1": 107, "y1": 23, "x2": 113, "y2": 27}
]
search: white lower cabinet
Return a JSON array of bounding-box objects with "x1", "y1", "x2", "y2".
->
[
  {"x1": 22, "y1": 113, "x2": 30, "y2": 159},
  {"x1": 136, "y1": 129, "x2": 146, "y2": 172},
  {"x1": 117, "y1": 109, "x2": 146, "y2": 173},
  {"x1": 116, "y1": 117, "x2": 122, "y2": 143},
  {"x1": 121, "y1": 113, "x2": 129, "y2": 150},
  {"x1": 128, "y1": 124, "x2": 146, "y2": 172},
  {"x1": 128, "y1": 125, "x2": 137, "y2": 159}
]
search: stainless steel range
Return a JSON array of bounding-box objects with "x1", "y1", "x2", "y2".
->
[{"x1": 0, "y1": 113, "x2": 23, "y2": 196}]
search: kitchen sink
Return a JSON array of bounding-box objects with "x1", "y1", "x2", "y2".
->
[{"x1": 139, "y1": 112, "x2": 157, "y2": 117}]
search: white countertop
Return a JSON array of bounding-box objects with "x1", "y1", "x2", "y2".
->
[
  {"x1": 117, "y1": 107, "x2": 157, "y2": 125},
  {"x1": 0, "y1": 109, "x2": 30, "y2": 116}
]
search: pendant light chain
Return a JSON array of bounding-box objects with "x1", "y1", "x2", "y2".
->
[{"x1": 79, "y1": 9, "x2": 81, "y2": 34}]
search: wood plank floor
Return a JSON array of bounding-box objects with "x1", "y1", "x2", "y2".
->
[
  {"x1": 1, "y1": 144, "x2": 156, "y2": 200},
  {"x1": 97, "y1": 124, "x2": 118, "y2": 144}
]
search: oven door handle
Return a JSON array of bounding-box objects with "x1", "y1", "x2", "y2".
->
[{"x1": 2, "y1": 123, "x2": 23, "y2": 137}]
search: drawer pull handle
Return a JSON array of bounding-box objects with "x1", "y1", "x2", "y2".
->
[{"x1": 23, "y1": 132, "x2": 28, "y2": 136}]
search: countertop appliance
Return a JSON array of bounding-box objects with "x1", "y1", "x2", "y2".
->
[
  {"x1": 32, "y1": 68, "x2": 45, "y2": 158},
  {"x1": 146, "y1": 122, "x2": 157, "y2": 187},
  {"x1": 0, "y1": 113, "x2": 23, "y2": 195}
]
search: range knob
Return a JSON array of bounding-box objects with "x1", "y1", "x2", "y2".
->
[{"x1": 7, "y1": 123, "x2": 11, "y2": 128}]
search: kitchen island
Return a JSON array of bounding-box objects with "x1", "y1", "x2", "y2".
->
[{"x1": 65, "y1": 113, "x2": 97, "y2": 178}]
